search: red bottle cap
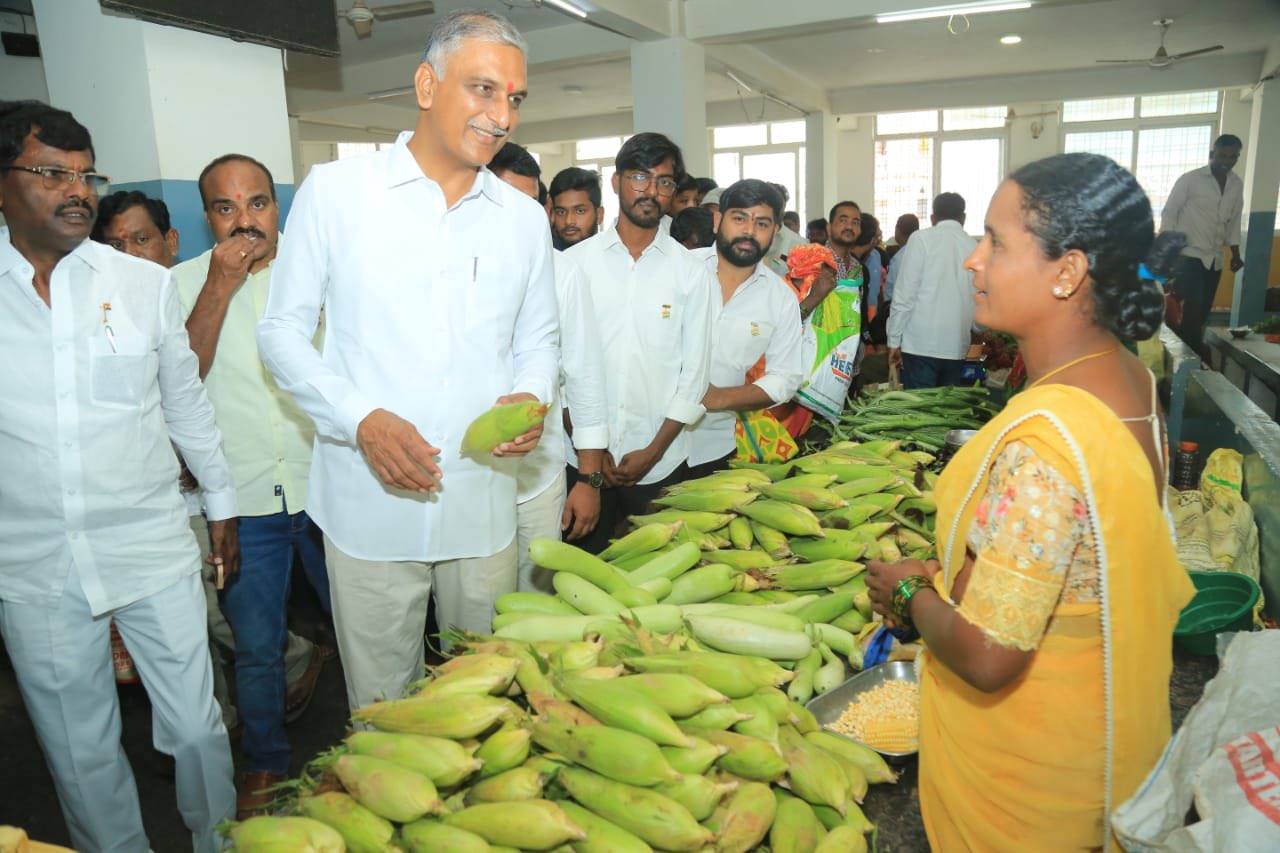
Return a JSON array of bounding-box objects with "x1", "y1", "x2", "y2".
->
[{"x1": 1178, "y1": 441, "x2": 1198, "y2": 452}]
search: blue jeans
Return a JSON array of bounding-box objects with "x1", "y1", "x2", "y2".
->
[
  {"x1": 219, "y1": 502, "x2": 327, "y2": 774},
  {"x1": 901, "y1": 352, "x2": 965, "y2": 390}
]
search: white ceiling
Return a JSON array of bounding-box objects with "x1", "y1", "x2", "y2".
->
[{"x1": 289, "y1": 0, "x2": 1280, "y2": 143}]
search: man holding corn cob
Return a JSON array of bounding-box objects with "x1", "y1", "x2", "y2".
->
[
  {"x1": 0, "y1": 101, "x2": 236, "y2": 852},
  {"x1": 258, "y1": 10, "x2": 559, "y2": 712},
  {"x1": 688, "y1": 179, "x2": 804, "y2": 476},
  {"x1": 561, "y1": 132, "x2": 715, "y2": 553}
]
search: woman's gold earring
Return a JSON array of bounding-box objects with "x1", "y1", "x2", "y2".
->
[{"x1": 1053, "y1": 284, "x2": 1074, "y2": 299}]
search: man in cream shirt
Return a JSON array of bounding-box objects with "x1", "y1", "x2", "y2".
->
[
  {"x1": 689, "y1": 180, "x2": 804, "y2": 476},
  {"x1": 258, "y1": 10, "x2": 558, "y2": 712}
]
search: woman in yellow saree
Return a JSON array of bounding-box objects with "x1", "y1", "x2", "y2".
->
[{"x1": 866, "y1": 153, "x2": 1195, "y2": 851}]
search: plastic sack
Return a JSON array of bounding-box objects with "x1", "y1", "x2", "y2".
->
[
  {"x1": 1113, "y1": 630, "x2": 1280, "y2": 851},
  {"x1": 795, "y1": 274, "x2": 862, "y2": 423}
]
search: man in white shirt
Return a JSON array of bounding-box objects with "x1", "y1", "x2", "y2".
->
[
  {"x1": 0, "y1": 100, "x2": 235, "y2": 852},
  {"x1": 762, "y1": 182, "x2": 809, "y2": 281},
  {"x1": 565, "y1": 132, "x2": 714, "y2": 553},
  {"x1": 1161, "y1": 133, "x2": 1245, "y2": 360},
  {"x1": 887, "y1": 192, "x2": 978, "y2": 389},
  {"x1": 257, "y1": 10, "x2": 558, "y2": 712},
  {"x1": 689, "y1": 179, "x2": 804, "y2": 477},
  {"x1": 174, "y1": 153, "x2": 333, "y2": 816},
  {"x1": 489, "y1": 142, "x2": 609, "y2": 591}
]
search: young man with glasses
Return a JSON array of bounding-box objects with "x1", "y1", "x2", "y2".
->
[
  {"x1": 0, "y1": 100, "x2": 236, "y2": 852},
  {"x1": 561, "y1": 132, "x2": 714, "y2": 552}
]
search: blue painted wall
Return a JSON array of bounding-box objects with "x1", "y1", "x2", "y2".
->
[{"x1": 107, "y1": 179, "x2": 296, "y2": 263}]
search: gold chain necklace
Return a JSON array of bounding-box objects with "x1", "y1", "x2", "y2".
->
[{"x1": 1028, "y1": 346, "x2": 1119, "y2": 389}]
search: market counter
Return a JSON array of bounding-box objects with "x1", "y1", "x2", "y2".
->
[
  {"x1": 1204, "y1": 327, "x2": 1280, "y2": 420},
  {"x1": 860, "y1": 649, "x2": 1218, "y2": 851}
]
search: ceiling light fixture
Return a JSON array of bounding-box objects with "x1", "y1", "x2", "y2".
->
[
  {"x1": 725, "y1": 70, "x2": 755, "y2": 93},
  {"x1": 1000, "y1": 33, "x2": 1022, "y2": 44},
  {"x1": 539, "y1": 0, "x2": 588, "y2": 19},
  {"x1": 876, "y1": 2, "x2": 1032, "y2": 24}
]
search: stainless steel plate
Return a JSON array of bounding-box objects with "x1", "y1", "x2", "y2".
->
[
  {"x1": 944, "y1": 428, "x2": 979, "y2": 451},
  {"x1": 805, "y1": 661, "x2": 919, "y2": 763}
]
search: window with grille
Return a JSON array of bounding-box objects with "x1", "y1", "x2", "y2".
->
[{"x1": 709, "y1": 121, "x2": 809, "y2": 220}]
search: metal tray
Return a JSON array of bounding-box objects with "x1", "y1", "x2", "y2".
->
[{"x1": 805, "y1": 660, "x2": 919, "y2": 763}]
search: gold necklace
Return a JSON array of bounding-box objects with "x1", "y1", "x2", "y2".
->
[{"x1": 1028, "y1": 346, "x2": 1119, "y2": 388}]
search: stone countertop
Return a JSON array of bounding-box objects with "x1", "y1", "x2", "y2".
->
[{"x1": 855, "y1": 648, "x2": 1218, "y2": 852}]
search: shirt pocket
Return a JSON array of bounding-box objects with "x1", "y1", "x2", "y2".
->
[
  {"x1": 635, "y1": 293, "x2": 683, "y2": 368},
  {"x1": 463, "y1": 256, "x2": 521, "y2": 341},
  {"x1": 89, "y1": 333, "x2": 152, "y2": 408}
]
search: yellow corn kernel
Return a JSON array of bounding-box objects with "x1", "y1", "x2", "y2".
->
[
  {"x1": 857, "y1": 717, "x2": 920, "y2": 753},
  {"x1": 830, "y1": 680, "x2": 919, "y2": 753}
]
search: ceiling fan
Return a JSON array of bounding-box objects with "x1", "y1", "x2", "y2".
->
[
  {"x1": 1004, "y1": 106, "x2": 1056, "y2": 125},
  {"x1": 1096, "y1": 18, "x2": 1223, "y2": 68},
  {"x1": 338, "y1": 0, "x2": 435, "y2": 39}
]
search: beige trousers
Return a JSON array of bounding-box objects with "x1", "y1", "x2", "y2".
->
[
  {"x1": 323, "y1": 534, "x2": 518, "y2": 712},
  {"x1": 516, "y1": 470, "x2": 567, "y2": 595}
]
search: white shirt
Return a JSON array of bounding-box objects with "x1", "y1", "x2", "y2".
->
[
  {"x1": 564, "y1": 227, "x2": 714, "y2": 484},
  {"x1": 517, "y1": 255, "x2": 609, "y2": 503},
  {"x1": 1160, "y1": 165, "x2": 1244, "y2": 270},
  {"x1": 688, "y1": 248, "x2": 805, "y2": 466},
  {"x1": 257, "y1": 133, "x2": 559, "y2": 562},
  {"x1": 0, "y1": 230, "x2": 236, "y2": 615},
  {"x1": 886, "y1": 219, "x2": 977, "y2": 361}
]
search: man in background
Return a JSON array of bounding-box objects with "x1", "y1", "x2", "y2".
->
[
  {"x1": 1162, "y1": 133, "x2": 1245, "y2": 360},
  {"x1": 761, "y1": 183, "x2": 807, "y2": 280},
  {"x1": 92, "y1": 189, "x2": 179, "y2": 266},
  {"x1": 549, "y1": 166, "x2": 603, "y2": 251},
  {"x1": 870, "y1": 213, "x2": 920, "y2": 346},
  {"x1": 806, "y1": 217, "x2": 828, "y2": 245},
  {"x1": 670, "y1": 205, "x2": 715, "y2": 250},
  {"x1": 669, "y1": 175, "x2": 700, "y2": 218},
  {"x1": 887, "y1": 192, "x2": 976, "y2": 389},
  {"x1": 694, "y1": 177, "x2": 717, "y2": 205},
  {"x1": 782, "y1": 210, "x2": 800, "y2": 234}
]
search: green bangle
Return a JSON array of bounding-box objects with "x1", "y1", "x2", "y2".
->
[{"x1": 891, "y1": 574, "x2": 933, "y2": 626}]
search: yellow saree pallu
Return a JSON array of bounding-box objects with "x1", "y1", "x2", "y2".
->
[{"x1": 920, "y1": 385, "x2": 1194, "y2": 851}]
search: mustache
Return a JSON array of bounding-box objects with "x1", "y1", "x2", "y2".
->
[
  {"x1": 231, "y1": 226, "x2": 268, "y2": 240},
  {"x1": 469, "y1": 120, "x2": 509, "y2": 138},
  {"x1": 56, "y1": 199, "x2": 94, "y2": 217},
  {"x1": 731, "y1": 237, "x2": 762, "y2": 252}
]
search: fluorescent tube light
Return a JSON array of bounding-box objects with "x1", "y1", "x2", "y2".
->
[
  {"x1": 725, "y1": 70, "x2": 754, "y2": 93},
  {"x1": 542, "y1": 0, "x2": 588, "y2": 19},
  {"x1": 876, "y1": 2, "x2": 1032, "y2": 24}
]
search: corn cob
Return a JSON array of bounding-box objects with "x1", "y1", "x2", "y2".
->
[
  {"x1": 820, "y1": 505, "x2": 881, "y2": 530},
  {"x1": 443, "y1": 800, "x2": 586, "y2": 850},
  {"x1": 530, "y1": 539, "x2": 631, "y2": 594},
  {"x1": 344, "y1": 731, "x2": 481, "y2": 788},
  {"x1": 296, "y1": 792, "x2": 395, "y2": 853},
  {"x1": 229, "y1": 816, "x2": 345, "y2": 852},
  {"x1": 850, "y1": 493, "x2": 905, "y2": 513},
  {"x1": 627, "y1": 510, "x2": 734, "y2": 532},
  {"x1": 598, "y1": 521, "x2": 683, "y2": 562},
  {"x1": 755, "y1": 481, "x2": 848, "y2": 511},
  {"x1": 333, "y1": 754, "x2": 444, "y2": 823},
  {"x1": 831, "y1": 473, "x2": 900, "y2": 499},
  {"x1": 748, "y1": 520, "x2": 792, "y2": 559},
  {"x1": 710, "y1": 590, "x2": 767, "y2": 606},
  {"x1": 475, "y1": 723, "x2": 531, "y2": 778},
  {"x1": 466, "y1": 766, "x2": 547, "y2": 803},
  {"x1": 878, "y1": 536, "x2": 904, "y2": 562},
  {"x1": 623, "y1": 651, "x2": 792, "y2": 698},
  {"x1": 737, "y1": 500, "x2": 825, "y2": 538},
  {"x1": 653, "y1": 774, "x2": 737, "y2": 822},
  {"x1": 699, "y1": 549, "x2": 782, "y2": 572},
  {"x1": 527, "y1": 691, "x2": 601, "y2": 727},
  {"x1": 610, "y1": 550, "x2": 668, "y2": 572},
  {"x1": 627, "y1": 542, "x2": 703, "y2": 584},
  {"x1": 653, "y1": 490, "x2": 758, "y2": 513},
  {"x1": 676, "y1": 702, "x2": 753, "y2": 732},
  {"x1": 554, "y1": 674, "x2": 692, "y2": 747},
  {"x1": 549, "y1": 640, "x2": 603, "y2": 672},
  {"x1": 765, "y1": 560, "x2": 865, "y2": 591},
  {"x1": 728, "y1": 459, "x2": 796, "y2": 479},
  {"x1": 816, "y1": 825, "x2": 868, "y2": 853},
  {"x1": 662, "y1": 477, "x2": 750, "y2": 495},
  {"x1": 351, "y1": 694, "x2": 515, "y2": 739},
  {"x1": 730, "y1": 694, "x2": 779, "y2": 746},
  {"x1": 557, "y1": 766, "x2": 714, "y2": 852},
  {"x1": 530, "y1": 718, "x2": 682, "y2": 786},
  {"x1": 830, "y1": 608, "x2": 868, "y2": 633},
  {"x1": 802, "y1": 461, "x2": 895, "y2": 481},
  {"x1": 555, "y1": 801, "x2": 652, "y2": 853},
  {"x1": 804, "y1": 731, "x2": 899, "y2": 784},
  {"x1": 715, "y1": 781, "x2": 776, "y2": 853},
  {"x1": 770, "y1": 789, "x2": 825, "y2": 853},
  {"x1": 794, "y1": 592, "x2": 855, "y2": 624},
  {"x1": 813, "y1": 797, "x2": 874, "y2": 834},
  {"x1": 415, "y1": 655, "x2": 521, "y2": 699},
  {"x1": 727, "y1": 516, "x2": 754, "y2": 550},
  {"x1": 611, "y1": 673, "x2": 730, "y2": 717},
  {"x1": 665, "y1": 564, "x2": 739, "y2": 605},
  {"x1": 790, "y1": 699, "x2": 821, "y2": 734},
  {"x1": 461, "y1": 400, "x2": 549, "y2": 455},
  {"x1": 779, "y1": 725, "x2": 849, "y2": 813},
  {"x1": 685, "y1": 728, "x2": 787, "y2": 782},
  {"x1": 828, "y1": 750, "x2": 870, "y2": 803},
  {"x1": 686, "y1": 614, "x2": 812, "y2": 661},
  {"x1": 399, "y1": 819, "x2": 492, "y2": 853},
  {"x1": 494, "y1": 592, "x2": 580, "y2": 616},
  {"x1": 660, "y1": 736, "x2": 726, "y2": 775}
]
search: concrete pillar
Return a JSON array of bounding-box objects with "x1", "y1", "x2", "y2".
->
[
  {"x1": 805, "y1": 111, "x2": 837, "y2": 224},
  {"x1": 1232, "y1": 79, "x2": 1280, "y2": 326},
  {"x1": 32, "y1": 0, "x2": 295, "y2": 262},
  {"x1": 630, "y1": 38, "x2": 708, "y2": 177}
]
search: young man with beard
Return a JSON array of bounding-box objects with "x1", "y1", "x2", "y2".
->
[
  {"x1": 173, "y1": 154, "x2": 333, "y2": 815},
  {"x1": 257, "y1": 10, "x2": 558, "y2": 713},
  {"x1": 563, "y1": 132, "x2": 713, "y2": 551},
  {"x1": 688, "y1": 179, "x2": 804, "y2": 478},
  {"x1": 489, "y1": 142, "x2": 609, "y2": 592},
  {"x1": 0, "y1": 100, "x2": 236, "y2": 852},
  {"x1": 549, "y1": 166, "x2": 603, "y2": 251}
]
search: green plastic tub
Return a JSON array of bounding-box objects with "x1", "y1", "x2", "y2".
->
[{"x1": 1173, "y1": 570, "x2": 1260, "y2": 655}]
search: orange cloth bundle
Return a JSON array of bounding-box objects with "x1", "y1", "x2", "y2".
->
[{"x1": 784, "y1": 244, "x2": 836, "y2": 301}]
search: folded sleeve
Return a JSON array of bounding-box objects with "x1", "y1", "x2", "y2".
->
[{"x1": 665, "y1": 256, "x2": 715, "y2": 424}]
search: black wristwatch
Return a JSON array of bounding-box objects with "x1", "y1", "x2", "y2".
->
[{"x1": 577, "y1": 471, "x2": 604, "y2": 489}]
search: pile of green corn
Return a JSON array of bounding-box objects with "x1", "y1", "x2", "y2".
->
[
  {"x1": 227, "y1": 439, "x2": 936, "y2": 852},
  {"x1": 810, "y1": 385, "x2": 1001, "y2": 452}
]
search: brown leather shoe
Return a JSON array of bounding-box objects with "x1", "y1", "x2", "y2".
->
[
  {"x1": 236, "y1": 770, "x2": 286, "y2": 819},
  {"x1": 284, "y1": 645, "x2": 327, "y2": 724}
]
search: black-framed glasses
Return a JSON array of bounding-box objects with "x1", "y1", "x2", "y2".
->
[
  {"x1": 622, "y1": 171, "x2": 678, "y2": 195},
  {"x1": 2, "y1": 165, "x2": 111, "y2": 194}
]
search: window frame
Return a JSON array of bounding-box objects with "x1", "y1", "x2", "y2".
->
[{"x1": 708, "y1": 120, "x2": 808, "y2": 223}]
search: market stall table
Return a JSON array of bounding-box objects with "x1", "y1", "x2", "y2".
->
[{"x1": 1204, "y1": 327, "x2": 1280, "y2": 420}]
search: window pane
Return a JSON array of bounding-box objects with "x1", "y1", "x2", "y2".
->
[
  {"x1": 1064, "y1": 130, "x2": 1135, "y2": 170},
  {"x1": 797, "y1": 145, "x2": 807, "y2": 223},
  {"x1": 874, "y1": 137, "x2": 933, "y2": 228},
  {"x1": 1136, "y1": 125, "x2": 1213, "y2": 226},
  {"x1": 942, "y1": 106, "x2": 1006, "y2": 131},
  {"x1": 1140, "y1": 90, "x2": 1219, "y2": 118},
  {"x1": 940, "y1": 138, "x2": 1003, "y2": 236},
  {"x1": 576, "y1": 136, "x2": 622, "y2": 161},
  {"x1": 741, "y1": 152, "x2": 797, "y2": 213},
  {"x1": 713, "y1": 152, "x2": 741, "y2": 188},
  {"x1": 714, "y1": 124, "x2": 769, "y2": 149},
  {"x1": 770, "y1": 120, "x2": 806, "y2": 144},
  {"x1": 528, "y1": 151, "x2": 541, "y2": 166},
  {"x1": 877, "y1": 110, "x2": 939, "y2": 136},
  {"x1": 337, "y1": 143, "x2": 380, "y2": 159},
  {"x1": 577, "y1": 163, "x2": 599, "y2": 173},
  {"x1": 1062, "y1": 97, "x2": 1135, "y2": 123}
]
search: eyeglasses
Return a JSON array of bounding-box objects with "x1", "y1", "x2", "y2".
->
[
  {"x1": 622, "y1": 171, "x2": 678, "y2": 195},
  {"x1": 2, "y1": 165, "x2": 111, "y2": 194}
]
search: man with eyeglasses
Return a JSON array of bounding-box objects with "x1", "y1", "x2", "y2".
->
[
  {"x1": 0, "y1": 100, "x2": 236, "y2": 851},
  {"x1": 688, "y1": 179, "x2": 804, "y2": 479},
  {"x1": 562, "y1": 132, "x2": 714, "y2": 552}
]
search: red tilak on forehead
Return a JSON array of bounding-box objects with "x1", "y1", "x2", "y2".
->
[
  {"x1": 117, "y1": 230, "x2": 127, "y2": 240},
  {"x1": 506, "y1": 82, "x2": 515, "y2": 94}
]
